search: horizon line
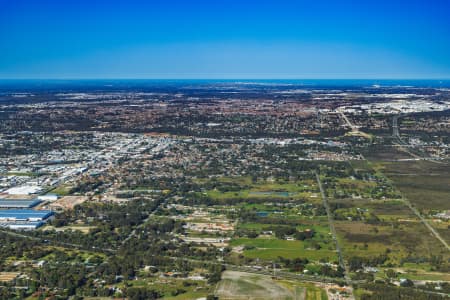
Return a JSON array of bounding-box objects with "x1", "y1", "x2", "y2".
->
[{"x1": 1, "y1": 78, "x2": 450, "y2": 81}]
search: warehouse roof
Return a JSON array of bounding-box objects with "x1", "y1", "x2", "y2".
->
[
  {"x1": 0, "y1": 209, "x2": 53, "y2": 220},
  {"x1": 0, "y1": 199, "x2": 42, "y2": 208},
  {"x1": 0, "y1": 221, "x2": 44, "y2": 229}
]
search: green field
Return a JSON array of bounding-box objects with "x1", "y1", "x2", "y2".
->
[
  {"x1": 230, "y1": 237, "x2": 337, "y2": 262},
  {"x1": 49, "y1": 184, "x2": 73, "y2": 196},
  {"x1": 237, "y1": 221, "x2": 333, "y2": 242},
  {"x1": 197, "y1": 177, "x2": 318, "y2": 202}
]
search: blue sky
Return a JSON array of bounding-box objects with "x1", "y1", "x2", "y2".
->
[{"x1": 1, "y1": 0, "x2": 450, "y2": 79}]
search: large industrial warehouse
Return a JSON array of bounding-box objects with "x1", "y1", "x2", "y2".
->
[
  {"x1": 0, "y1": 198, "x2": 42, "y2": 209},
  {"x1": 0, "y1": 209, "x2": 54, "y2": 230}
]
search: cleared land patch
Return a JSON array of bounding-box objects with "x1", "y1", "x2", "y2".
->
[
  {"x1": 375, "y1": 160, "x2": 450, "y2": 210},
  {"x1": 216, "y1": 271, "x2": 316, "y2": 300}
]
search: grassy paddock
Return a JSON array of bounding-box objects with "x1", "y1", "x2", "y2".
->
[{"x1": 230, "y1": 237, "x2": 337, "y2": 261}]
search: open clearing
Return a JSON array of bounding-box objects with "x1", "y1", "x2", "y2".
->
[
  {"x1": 230, "y1": 237, "x2": 337, "y2": 262},
  {"x1": 373, "y1": 160, "x2": 450, "y2": 210},
  {"x1": 362, "y1": 144, "x2": 414, "y2": 161},
  {"x1": 215, "y1": 271, "x2": 326, "y2": 300},
  {"x1": 216, "y1": 271, "x2": 294, "y2": 300}
]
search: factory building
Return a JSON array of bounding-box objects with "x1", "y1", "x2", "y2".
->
[
  {"x1": 37, "y1": 194, "x2": 58, "y2": 201},
  {"x1": 1, "y1": 221, "x2": 45, "y2": 230},
  {"x1": 0, "y1": 209, "x2": 54, "y2": 230},
  {"x1": 0, "y1": 209, "x2": 53, "y2": 221},
  {"x1": 0, "y1": 199, "x2": 42, "y2": 209}
]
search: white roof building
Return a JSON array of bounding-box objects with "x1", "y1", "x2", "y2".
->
[{"x1": 5, "y1": 185, "x2": 42, "y2": 195}]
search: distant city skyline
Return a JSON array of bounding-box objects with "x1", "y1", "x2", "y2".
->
[{"x1": 1, "y1": 0, "x2": 450, "y2": 79}]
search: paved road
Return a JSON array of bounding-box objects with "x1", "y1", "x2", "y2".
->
[
  {"x1": 390, "y1": 115, "x2": 449, "y2": 251},
  {"x1": 392, "y1": 114, "x2": 400, "y2": 138},
  {"x1": 392, "y1": 114, "x2": 445, "y2": 163},
  {"x1": 338, "y1": 111, "x2": 371, "y2": 140},
  {"x1": 402, "y1": 199, "x2": 450, "y2": 252},
  {"x1": 339, "y1": 111, "x2": 358, "y2": 131},
  {"x1": 315, "y1": 173, "x2": 346, "y2": 271},
  {"x1": 315, "y1": 172, "x2": 355, "y2": 299}
]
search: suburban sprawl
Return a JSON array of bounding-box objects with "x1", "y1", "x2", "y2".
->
[{"x1": 0, "y1": 80, "x2": 449, "y2": 300}]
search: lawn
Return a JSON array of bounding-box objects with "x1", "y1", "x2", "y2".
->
[{"x1": 230, "y1": 237, "x2": 337, "y2": 262}]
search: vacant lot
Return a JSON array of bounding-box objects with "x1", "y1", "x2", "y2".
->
[
  {"x1": 216, "y1": 271, "x2": 314, "y2": 300},
  {"x1": 362, "y1": 144, "x2": 414, "y2": 161},
  {"x1": 372, "y1": 160, "x2": 450, "y2": 210},
  {"x1": 48, "y1": 195, "x2": 88, "y2": 210},
  {"x1": 335, "y1": 217, "x2": 450, "y2": 267},
  {"x1": 388, "y1": 174, "x2": 450, "y2": 210}
]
